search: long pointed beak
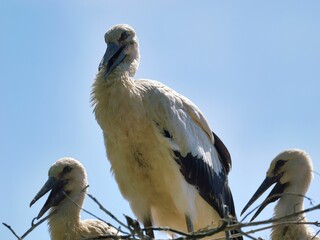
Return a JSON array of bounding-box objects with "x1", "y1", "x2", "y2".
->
[
  {"x1": 98, "y1": 42, "x2": 127, "y2": 78},
  {"x1": 241, "y1": 175, "x2": 285, "y2": 221},
  {"x1": 30, "y1": 177, "x2": 56, "y2": 207},
  {"x1": 30, "y1": 177, "x2": 68, "y2": 220}
]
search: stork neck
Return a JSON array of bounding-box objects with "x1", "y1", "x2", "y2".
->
[
  {"x1": 272, "y1": 196, "x2": 312, "y2": 240},
  {"x1": 94, "y1": 68, "x2": 137, "y2": 93},
  {"x1": 102, "y1": 57, "x2": 139, "y2": 86},
  {"x1": 275, "y1": 194, "x2": 305, "y2": 220},
  {"x1": 48, "y1": 197, "x2": 83, "y2": 239}
]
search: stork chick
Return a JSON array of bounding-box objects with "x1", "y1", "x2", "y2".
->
[
  {"x1": 241, "y1": 149, "x2": 320, "y2": 240},
  {"x1": 30, "y1": 157, "x2": 118, "y2": 240},
  {"x1": 92, "y1": 24, "x2": 242, "y2": 239}
]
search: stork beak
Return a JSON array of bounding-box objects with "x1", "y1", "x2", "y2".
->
[
  {"x1": 98, "y1": 42, "x2": 127, "y2": 78},
  {"x1": 30, "y1": 177, "x2": 68, "y2": 220},
  {"x1": 241, "y1": 174, "x2": 286, "y2": 221}
]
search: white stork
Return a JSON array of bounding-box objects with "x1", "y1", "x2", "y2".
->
[
  {"x1": 241, "y1": 149, "x2": 320, "y2": 240},
  {"x1": 30, "y1": 157, "x2": 119, "y2": 240},
  {"x1": 92, "y1": 24, "x2": 242, "y2": 239}
]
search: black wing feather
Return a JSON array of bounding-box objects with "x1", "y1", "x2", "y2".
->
[
  {"x1": 158, "y1": 125, "x2": 243, "y2": 239},
  {"x1": 173, "y1": 141, "x2": 242, "y2": 240},
  {"x1": 212, "y1": 131, "x2": 232, "y2": 174},
  {"x1": 173, "y1": 151, "x2": 229, "y2": 217}
]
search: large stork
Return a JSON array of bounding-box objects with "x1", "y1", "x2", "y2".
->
[
  {"x1": 30, "y1": 157, "x2": 119, "y2": 240},
  {"x1": 241, "y1": 149, "x2": 320, "y2": 240},
  {"x1": 92, "y1": 24, "x2": 242, "y2": 239}
]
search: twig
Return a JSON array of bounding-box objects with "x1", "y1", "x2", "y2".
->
[
  {"x1": 21, "y1": 210, "x2": 57, "y2": 239},
  {"x1": 239, "y1": 203, "x2": 320, "y2": 229},
  {"x1": 312, "y1": 170, "x2": 320, "y2": 177},
  {"x1": 87, "y1": 192, "x2": 130, "y2": 232},
  {"x1": 125, "y1": 215, "x2": 146, "y2": 239},
  {"x1": 144, "y1": 220, "x2": 228, "y2": 239},
  {"x1": 4, "y1": 188, "x2": 320, "y2": 240},
  {"x1": 235, "y1": 228, "x2": 262, "y2": 240},
  {"x1": 64, "y1": 187, "x2": 129, "y2": 235},
  {"x1": 312, "y1": 229, "x2": 320, "y2": 240},
  {"x1": 2, "y1": 210, "x2": 57, "y2": 240},
  {"x1": 2, "y1": 223, "x2": 22, "y2": 240},
  {"x1": 81, "y1": 234, "x2": 131, "y2": 239},
  {"x1": 240, "y1": 219, "x2": 320, "y2": 238}
]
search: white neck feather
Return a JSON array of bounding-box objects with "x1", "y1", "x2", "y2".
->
[
  {"x1": 275, "y1": 193, "x2": 305, "y2": 220},
  {"x1": 47, "y1": 194, "x2": 84, "y2": 239}
]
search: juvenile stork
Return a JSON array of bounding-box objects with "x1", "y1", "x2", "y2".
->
[
  {"x1": 30, "y1": 157, "x2": 119, "y2": 240},
  {"x1": 92, "y1": 24, "x2": 242, "y2": 239},
  {"x1": 241, "y1": 149, "x2": 320, "y2": 240}
]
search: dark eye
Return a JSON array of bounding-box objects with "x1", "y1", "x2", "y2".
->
[
  {"x1": 62, "y1": 166, "x2": 72, "y2": 174},
  {"x1": 273, "y1": 160, "x2": 287, "y2": 174},
  {"x1": 119, "y1": 31, "x2": 130, "y2": 42}
]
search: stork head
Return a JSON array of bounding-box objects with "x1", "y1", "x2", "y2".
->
[
  {"x1": 241, "y1": 149, "x2": 313, "y2": 221},
  {"x1": 98, "y1": 24, "x2": 140, "y2": 79},
  {"x1": 30, "y1": 157, "x2": 88, "y2": 220}
]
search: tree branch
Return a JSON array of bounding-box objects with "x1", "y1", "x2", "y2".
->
[
  {"x1": 21, "y1": 210, "x2": 57, "y2": 239},
  {"x1": 3, "y1": 191, "x2": 320, "y2": 240},
  {"x1": 2, "y1": 223, "x2": 22, "y2": 240},
  {"x1": 86, "y1": 192, "x2": 130, "y2": 233}
]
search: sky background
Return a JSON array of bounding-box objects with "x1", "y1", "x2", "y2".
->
[{"x1": 1, "y1": 1, "x2": 320, "y2": 239}]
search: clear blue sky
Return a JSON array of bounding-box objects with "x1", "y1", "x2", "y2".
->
[{"x1": 1, "y1": 1, "x2": 320, "y2": 239}]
